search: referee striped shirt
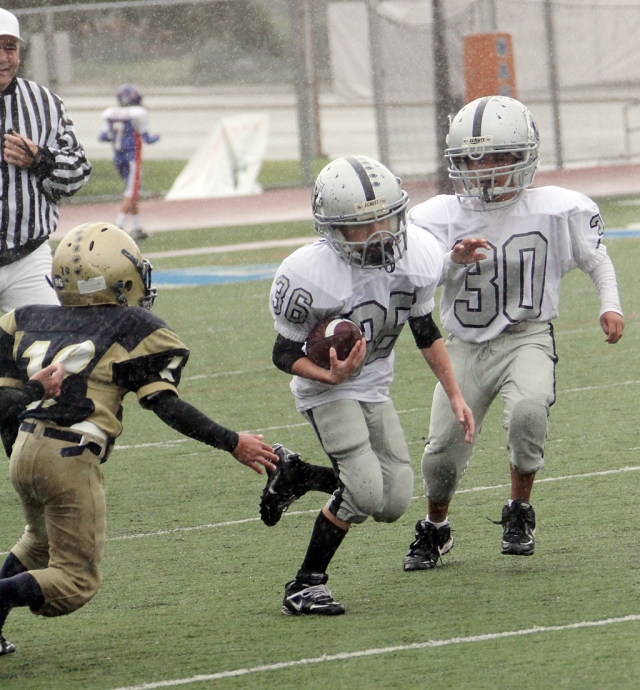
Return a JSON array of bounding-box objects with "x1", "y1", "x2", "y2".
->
[{"x1": 0, "y1": 77, "x2": 91, "y2": 266}]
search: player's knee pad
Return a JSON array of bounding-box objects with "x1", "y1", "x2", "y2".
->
[
  {"x1": 348, "y1": 481, "x2": 385, "y2": 519},
  {"x1": 508, "y1": 398, "x2": 548, "y2": 474},
  {"x1": 327, "y1": 482, "x2": 383, "y2": 525},
  {"x1": 373, "y1": 464, "x2": 414, "y2": 523},
  {"x1": 421, "y1": 442, "x2": 472, "y2": 505},
  {"x1": 34, "y1": 569, "x2": 102, "y2": 618}
]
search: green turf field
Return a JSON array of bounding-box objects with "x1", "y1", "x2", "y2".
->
[
  {"x1": 73, "y1": 158, "x2": 331, "y2": 199},
  {"x1": 1, "y1": 219, "x2": 639, "y2": 689}
]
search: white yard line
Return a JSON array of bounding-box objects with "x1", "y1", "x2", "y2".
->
[
  {"x1": 144, "y1": 237, "x2": 313, "y2": 259},
  {"x1": 2, "y1": 464, "x2": 635, "y2": 554},
  {"x1": 110, "y1": 614, "x2": 640, "y2": 689}
]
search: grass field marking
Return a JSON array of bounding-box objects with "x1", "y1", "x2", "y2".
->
[
  {"x1": 106, "y1": 508, "x2": 316, "y2": 542},
  {"x1": 456, "y1": 464, "x2": 640, "y2": 494},
  {"x1": 1, "y1": 464, "x2": 635, "y2": 555},
  {"x1": 559, "y1": 379, "x2": 640, "y2": 393},
  {"x1": 144, "y1": 237, "x2": 313, "y2": 260},
  {"x1": 109, "y1": 614, "x2": 640, "y2": 690},
  {"x1": 182, "y1": 367, "x2": 273, "y2": 381}
]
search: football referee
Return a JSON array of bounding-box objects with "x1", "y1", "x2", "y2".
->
[{"x1": 0, "y1": 9, "x2": 91, "y2": 313}]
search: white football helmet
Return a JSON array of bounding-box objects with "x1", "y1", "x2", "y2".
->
[
  {"x1": 445, "y1": 96, "x2": 539, "y2": 211},
  {"x1": 312, "y1": 155, "x2": 409, "y2": 271},
  {"x1": 51, "y1": 222, "x2": 156, "y2": 309}
]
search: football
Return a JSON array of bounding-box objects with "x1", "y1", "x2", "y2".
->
[{"x1": 306, "y1": 318, "x2": 363, "y2": 370}]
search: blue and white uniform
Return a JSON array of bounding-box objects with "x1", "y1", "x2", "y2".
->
[{"x1": 98, "y1": 105, "x2": 159, "y2": 199}]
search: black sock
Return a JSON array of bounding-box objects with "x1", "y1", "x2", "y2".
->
[
  {"x1": 298, "y1": 510, "x2": 348, "y2": 578},
  {"x1": 0, "y1": 553, "x2": 27, "y2": 580},
  {"x1": 300, "y1": 463, "x2": 340, "y2": 495},
  {"x1": 0, "y1": 572, "x2": 44, "y2": 633}
]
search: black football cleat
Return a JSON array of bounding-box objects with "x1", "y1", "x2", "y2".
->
[
  {"x1": 281, "y1": 574, "x2": 345, "y2": 616},
  {"x1": 493, "y1": 500, "x2": 536, "y2": 555},
  {"x1": 259, "y1": 444, "x2": 305, "y2": 526},
  {"x1": 0, "y1": 635, "x2": 16, "y2": 656},
  {"x1": 403, "y1": 519, "x2": 454, "y2": 571}
]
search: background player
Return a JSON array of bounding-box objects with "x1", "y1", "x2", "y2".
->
[
  {"x1": 98, "y1": 84, "x2": 159, "y2": 241},
  {"x1": 0, "y1": 223, "x2": 277, "y2": 656},
  {"x1": 403, "y1": 96, "x2": 624, "y2": 571},
  {"x1": 267, "y1": 156, "x2": 473, "y2": 615}
]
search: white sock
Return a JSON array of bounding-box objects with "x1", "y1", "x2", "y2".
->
[
  {"x1": 131, "y1": 214, "x2": 141, "y2": 230},
  {"x1": 426, "y1": 516, "x2": 449, "y2": 529},
  {"x1": 116, "y1": 213, "x2": 126, "y2": 229}
]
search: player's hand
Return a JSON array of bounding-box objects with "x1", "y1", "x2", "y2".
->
[
  {"x1": 327, "y1": 337, "x2": 366, "y2": 384},
  {"x1": 450, "y1": 394, "x2": 475, "y2": 444},
  {"x1": 31, "y1": 363, "x2": 64, "y2": 400},
  {"x1": 232, "y1": 433, "x2": 278, "y2": 474},
  {"x1": 600, "y1": 311, "x2": 624, "y2": 344},
  {"x1": 3, "y1": 130, "x2": 39, "y2": 169},
  {"x1": 451, "y1": 238, "x2": 491, "y2": 265}
]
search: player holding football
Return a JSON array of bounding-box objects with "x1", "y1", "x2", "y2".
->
[
  {"x1": 265, "y1": 155, "x2": 474, "y2": 615},
  {"x1": 402, "y1": 96, "x2": 624, "y2": 570},
  {"x1": 98, "y1": 84, "x2": 159, "y2": 241},
  {"x1": 0, "y1": 223, "x2": 277, "y2": 656}
]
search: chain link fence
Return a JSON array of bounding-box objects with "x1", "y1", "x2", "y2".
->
[{"x1": 11, "y1": 1, "x2": 640, "y2": 178}]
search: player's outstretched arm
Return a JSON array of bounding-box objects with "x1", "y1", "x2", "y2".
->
[
  {"x1": 142, "y1": 390, "x2": 277, "y2": 473},
  {"x1": 421, "y1": 339, "x2": 474, "y2": 444},
  {"x1": 232, "y1": 434, "x2": 279, "y2": 474}
]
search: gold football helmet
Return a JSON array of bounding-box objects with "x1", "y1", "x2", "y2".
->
[{"x1": 51, "y1": 222, "x2": 156, "y2": 309}]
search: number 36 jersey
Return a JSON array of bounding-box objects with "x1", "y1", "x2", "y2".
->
[
  {"x1": 409, "y1": 186, "x2": 608, "y2": 344},
  {"x1": 0, "y1": 305, "x2": 189, "y2": 439},
  {"x1": 269, "y1": 225, "x2": 443, "y2": 412}
]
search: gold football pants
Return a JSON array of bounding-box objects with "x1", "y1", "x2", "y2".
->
[{"x1": 9, "y1": 420, "x2": 106, "y2": 617}]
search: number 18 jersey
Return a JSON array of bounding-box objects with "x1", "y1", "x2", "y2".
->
[{"x1": 409, "y1": 186, "x2": 608, "y2": 343}]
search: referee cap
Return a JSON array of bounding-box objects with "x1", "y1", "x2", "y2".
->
[{"x1": 0, "y1": 9, "x2": 21, "y2": 41}]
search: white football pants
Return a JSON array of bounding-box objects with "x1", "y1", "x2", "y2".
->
[
  {"x1": 0, "y1": 242, "x2": 59, "y2": 314},
  {"x1": 422, "y1": 322, "x2": 557, "y2": 504},
  {"x1": 304, "y1": 398, "x2": 414, "y2": 525}
]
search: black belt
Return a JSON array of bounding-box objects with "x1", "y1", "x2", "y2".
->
[{"x1": 20, "y1": 421, "x2": 104, "y2": 459}]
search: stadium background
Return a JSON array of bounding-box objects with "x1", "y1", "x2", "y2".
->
[
  {"x1": 10, "y1": 0, "x2": 640, "y2": 179},
  {"x1": 2, "y1": 4, "x2": 640, "y2": 689}
]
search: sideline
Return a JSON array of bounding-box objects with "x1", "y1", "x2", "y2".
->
[{"x1": 110, "y1": 614, "x2": 640, "y2": 689}]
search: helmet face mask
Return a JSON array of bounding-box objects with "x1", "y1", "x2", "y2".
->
[
  {"x1": 446, "y1": 96, "x2": 539, "y2": 211},
  {"x1": 52, "y1": 223, "x2": 156, "y2": 309},
  {"x1": 312, "y1": 155, "x2": 409, "y2": 271},
  {"x1": 329, "y1": 215, "x2": 407, "y2": 271},
  {"x1": 117, "y1": 84, "x2": 142, "y2": 107}
]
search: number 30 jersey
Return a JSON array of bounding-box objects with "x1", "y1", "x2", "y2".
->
[
  {"x1": 269, "y1": 225, "x2": 443, "y2": 412},
  {"x1": 409, "y1": 186, "x2": 608, "y2": 344},
  {"x1": 0, "y1": 305, "x2": 189, "y2": 439}
]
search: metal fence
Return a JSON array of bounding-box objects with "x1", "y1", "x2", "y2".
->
[
  {"x1": 12, "y1": 0, "x2": 640, "y2": 180},
  {"x1": 363, "y1": 0, "x2": 640, "y2": 176}
]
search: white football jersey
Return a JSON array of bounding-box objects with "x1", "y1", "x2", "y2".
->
[
  {"x1": 409, "y1": 186, "x2": 608, "y2": 343},
  {"x1": 100, "y1": 105, "x2": 149, "y2": 133},
  {"x1": 270, "y1": 225, "x2": 443, "y2": 412}
]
